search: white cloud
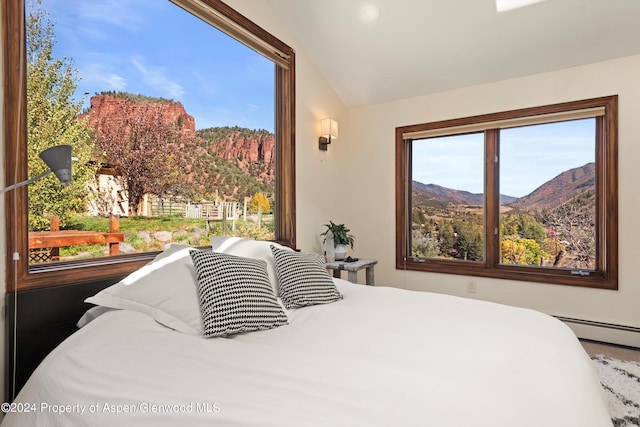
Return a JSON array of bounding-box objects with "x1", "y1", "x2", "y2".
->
[
  {"x1": 80, "y1": 64, "x2": 127, "y2": 91},
  {"x1": 46, "y1": 0, "x2": 155, "y2": 35},
  {"x1": 75, "y1": 0, "x2": 149, "y2": 30},
  {"x1": 132, "y1": 57, "x2": 185, "y2": 99},
  {"x1": 103, "y1": 73, "x2": 127, "y2": 90}
]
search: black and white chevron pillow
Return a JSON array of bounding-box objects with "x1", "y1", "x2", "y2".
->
[
  {"x1": 189, "y1": 250, "x2": 288, "y2": 338},
  {"x1": 270, "y1": 246, "x2": 343, "y2": 309}
]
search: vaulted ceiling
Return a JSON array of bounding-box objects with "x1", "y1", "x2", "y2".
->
[{"x1": 267, "y1": 0, "x2": 640, "y2": 106}]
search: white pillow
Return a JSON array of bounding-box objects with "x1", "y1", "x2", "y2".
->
[
  {"x1": 210, "y1": 237, "x2": 292, "y2": 295},
  {"x1": 77, "y1": 306, "x2": 113, "y2": 328},
  {"x1": 85, "y1": 243, "x2": 203, "y2": 335}
]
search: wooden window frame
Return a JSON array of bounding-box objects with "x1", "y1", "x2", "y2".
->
[
  {"x1": 3, "y1": 0, "x2": 296, "y2": 291},
  {"x1": 396, "y1": 96, "x2": 618, "y2": 289}
]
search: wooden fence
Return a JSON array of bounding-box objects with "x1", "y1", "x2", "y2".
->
[
  {"x1": 185, "y1": 202, "x2": 241, "y2": 236},
  {"x1": 184, "y1": 202, "x2": 239, "y2": 220},
  {"x1": 149, "y1": 196, "x2": 188, "y2": 216},
  {"x1": 29, "y1": 215, "x2": 124, "y2": 263}
]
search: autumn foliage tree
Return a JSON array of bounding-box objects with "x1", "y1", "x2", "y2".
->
[
  {"x1": 499, "y1": 212, "x2": 550, "y2": 266},
  {"x1": 91, "y1": 100, "x2": 200, "y2": 214},
  {"x1": 250, "y1": 192, "x2": 271, "y2": 213}
]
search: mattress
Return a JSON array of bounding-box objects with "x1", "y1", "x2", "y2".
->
[{"x1": 1, "y1": 279, "x2": 612, "y2": 427}]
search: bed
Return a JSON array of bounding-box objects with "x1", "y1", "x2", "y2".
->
[{"x1": 1, "y1": 239, "x2": 613, "y2": 427}]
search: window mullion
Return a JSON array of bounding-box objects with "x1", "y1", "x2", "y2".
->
[{"x1": 484, "y1": 129, "x2": 500, "y2": 268}]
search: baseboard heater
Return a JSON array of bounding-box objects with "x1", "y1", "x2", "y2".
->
[{"x1": 555, "y1": 316, "x2": 640, "y2": 334}]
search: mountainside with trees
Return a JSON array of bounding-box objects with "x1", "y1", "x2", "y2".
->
[
  {"x1": 412, "y1": 182, "x2": 517, "y2": 207},
  {"x1": 508, "y1": 162, "x2": 595, "y2": 210},
  {"x1": 197, "y1": 126, "x2": 275, "y2": 185},
  {"x1": 411, "y1": 163, "x2": 596, "y2": 269},
  {"x1": 413, "y1": 162, "x2": 595, "y2": 212}
]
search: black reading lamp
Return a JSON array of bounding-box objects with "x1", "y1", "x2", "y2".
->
[{"x1": 2, "y1": 144, "x2": 73, "y2": 193}]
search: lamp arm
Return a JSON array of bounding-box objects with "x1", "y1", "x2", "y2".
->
[{"x1": 1, "y1": 169, "x2": 53, "y2": 194}]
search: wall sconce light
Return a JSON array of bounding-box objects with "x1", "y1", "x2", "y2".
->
[{"x1": 319, "y1": 118, "x2": 338, "y2": 151}]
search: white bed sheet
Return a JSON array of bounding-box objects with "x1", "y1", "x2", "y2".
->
[{"x1": 1, "y1": 280, "x2": 612, "y2": 427}]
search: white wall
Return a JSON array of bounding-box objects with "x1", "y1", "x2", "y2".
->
[
  {"x1": 227, "y1": 1, "x2": 640, "y2": 347},
  {"x1": 343, "y1": 55, "x2": 640, "y2": 346},
  {"x1": 226, "y1": 0, "x2": 349, "y2": 255}
]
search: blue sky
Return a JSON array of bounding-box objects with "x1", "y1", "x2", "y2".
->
[
  {"x1": 412, "y1": 119, "x2": 595, "y2": 198},
  {"x1": 37, "y1": 0, "x2": 275, "y2": 132}
]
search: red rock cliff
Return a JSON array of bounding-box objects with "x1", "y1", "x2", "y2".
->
[
  {"x1": 212, "y1": 132, "x2": 275, "y2": 180},
  {"x1": 79, "y1": 95, "x2": 196, "y2": 135}
]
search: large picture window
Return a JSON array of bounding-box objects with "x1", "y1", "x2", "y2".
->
[
  {"x1": 3, "y1": 0, "x2": 296, "y2": 291},
  {"x1": 396, "y1": 96, "x2": 618, "y2": 289}
]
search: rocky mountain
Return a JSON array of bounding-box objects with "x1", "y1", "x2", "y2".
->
[
  {"x1": 412, "y1": 182, "x2": 516, "y2": 206},
  {"x1": 507, "y1": 162, "x2": 595, "y2": 210},
  {"x1": 79, "y1": 93, "x2": 196, "y2": 134},
  {"x1": 197, "y1": 126, "x2": 274, "y2": 184},
  {"x1": 412, "y1": 162, "x2": 595, "y2": 211}
]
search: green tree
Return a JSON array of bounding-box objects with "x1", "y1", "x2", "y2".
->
[
  {"x1": 453, "y1": 220, "x2": 484, "y2": 261},
  {"x1": 501, "y1": 212, "x2": 547, "y2": 241},
  {"x1": 412, "y1": 208, "x2": 426, "y2": 226},
  {"x1": 438, "y1": 221, "x2": 455, "y2": 257},
  {"x1": 27, "y1": 0, "x2": 98, "y2": 230}
]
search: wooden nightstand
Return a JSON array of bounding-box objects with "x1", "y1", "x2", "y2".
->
[{"x1": 325, "y1": 259, "x2": 378, "y2": 286}]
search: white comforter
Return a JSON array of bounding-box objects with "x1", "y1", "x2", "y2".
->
[{"x1": 1, "y1": 280, "x2": 612, "y2": 427}]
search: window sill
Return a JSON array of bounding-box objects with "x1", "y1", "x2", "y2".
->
[{"x1": 396, "y1": 258, "x2": 617, "y2": 290}]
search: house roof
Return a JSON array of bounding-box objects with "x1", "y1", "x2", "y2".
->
[{"x1": 267, "y1": 0, "x2": 640, "y2": 106}]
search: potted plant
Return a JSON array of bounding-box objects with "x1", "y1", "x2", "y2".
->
[{"x1": 321, "y1": 221, "x2": 354, "y2": 261}]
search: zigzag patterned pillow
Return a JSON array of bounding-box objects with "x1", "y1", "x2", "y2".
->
[
  {"x1": 270, "y1": 246, "x2": 343, "y2": 309},
  {"x1": 189, "y1": 250, "x2": 288, "y2": 338}
]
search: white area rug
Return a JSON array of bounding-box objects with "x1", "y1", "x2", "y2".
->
[{"x1": 591, "y1": 356, "x2": 640, "y2": 427}]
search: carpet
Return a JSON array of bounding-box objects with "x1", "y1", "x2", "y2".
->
[{"x1": 591, "y1": 355, "x2": 640, "y2": 427}]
